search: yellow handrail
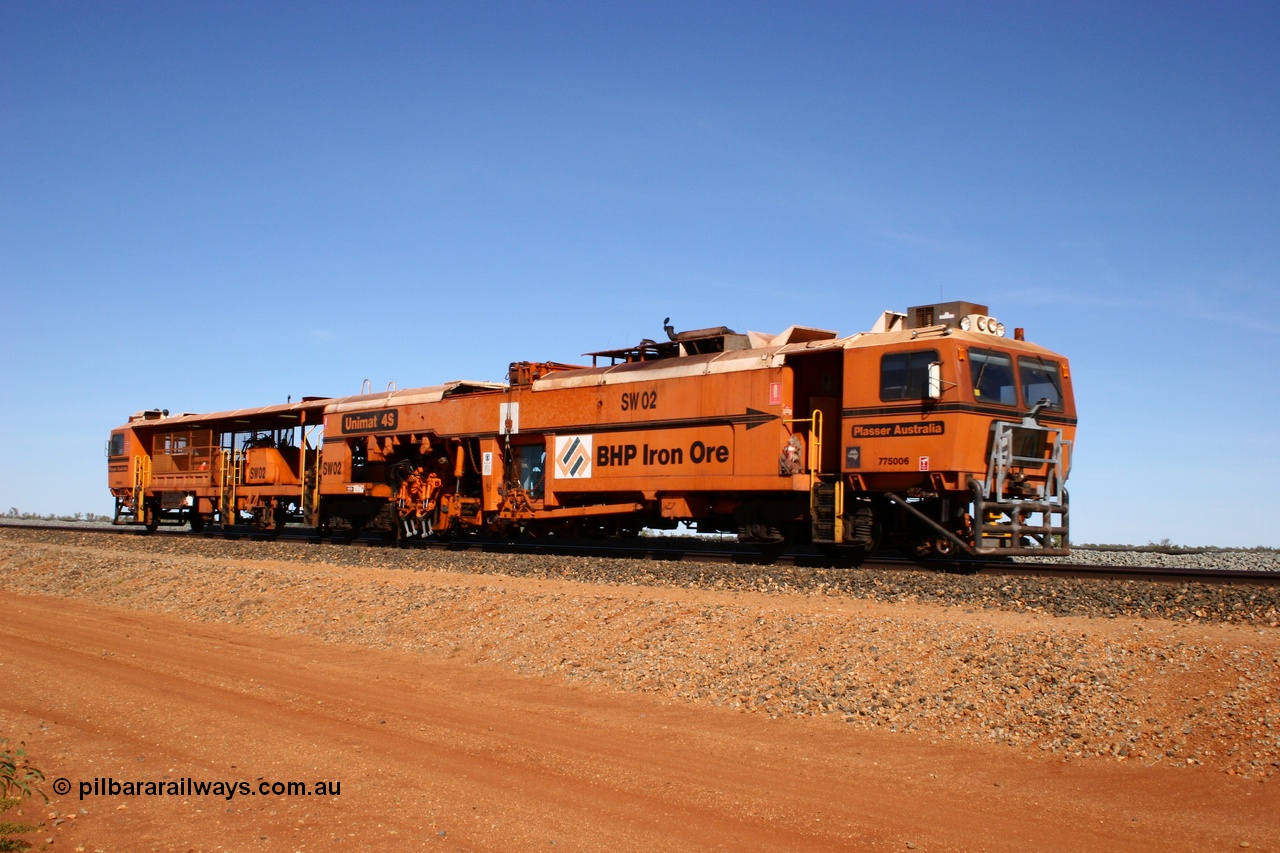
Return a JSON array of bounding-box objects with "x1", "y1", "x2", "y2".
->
[
  {"x1": 132, "y1": 455, "x2": 151, "y2": 514},
  {"x1": 303, "y1": 425, "x2": 321, "y2": 526},
  {"x1": 220, "y1": 448, "x2": 242, "y2": 525},
  {"x1": 300, "y1": 432, "x2": 306, "y2": 515},
  {"x1": 783, "y1": 409, "x2": 823, "y2": 486},
  {"x1": 784, "y1": 409, "x2": 845, "y2": 543},
  {"x1": 810, "y1": 409, "x2": 823, "y2": 481},
  {"x1": 220, "y1": 450, "x2": 229, "y2": 523}
]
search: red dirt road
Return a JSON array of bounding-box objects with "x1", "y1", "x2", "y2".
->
[{"x1": 2, "y1": 592, "x2": 1275, "y2": 852}]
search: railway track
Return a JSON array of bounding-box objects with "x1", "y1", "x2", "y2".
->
[{"x1": 4, "y1": 520, "x2": 1278, "y2": 587}]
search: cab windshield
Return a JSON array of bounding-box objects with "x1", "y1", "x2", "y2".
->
[
  {"x1": 1018, "y1": 357, "x2": 1063, "y2": 410},
  {"x1": 969, "y1": 349, "x2": 1017, "y2": 406},
  {"x1": 969, "y1": 348, "x2": 1066, "y2": 411}
]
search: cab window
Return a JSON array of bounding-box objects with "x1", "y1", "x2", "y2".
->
[
  {"x1": 109, "y1": 433, "x2": 125, "y2": 457},
  {"x1": 879, "y1": 350, "x2": 939, "y2": 401},
  {"x1": 969, "y1": 349, "x2": 1017, "y2": 406},
  {"x1": 518, "y1": 444, "x2": 545, "y2": 498},
  {"x1": 1018, "y1": 357, "x2": 1063, "y2": 410}
]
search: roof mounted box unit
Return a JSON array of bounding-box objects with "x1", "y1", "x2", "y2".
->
[{"x1": 905, "y1": 301, "x2": 989, "y2": 330}]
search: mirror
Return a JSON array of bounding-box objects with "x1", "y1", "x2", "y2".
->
[{"x1": 927, "y1": 362, "x2": 943, "y2": 399}]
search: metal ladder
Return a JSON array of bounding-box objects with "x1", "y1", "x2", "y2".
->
[
  {"x1": 220, "y1": 449, "x2": 243, "y2": 525},
  {"x1": 811, "y1": 477, "x2": 844, "y2": 544},
  {"x1": 132, "y1": 455, "x2": 151, "y2": 516},
  {"x1": 787, "y1": 409, "x2": 845, "y2": 545}
]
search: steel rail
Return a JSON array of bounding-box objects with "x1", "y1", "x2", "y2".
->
[{"x1": 2, "y1": 521, "x2": 1277, "y2": 586}]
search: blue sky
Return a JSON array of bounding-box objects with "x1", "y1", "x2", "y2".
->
[{"x1": 2, "y1": 1, "x2": 1277, "y2": 545}]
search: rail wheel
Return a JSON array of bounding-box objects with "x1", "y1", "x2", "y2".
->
[
  {"x1": 144, "y1": 498, "x2": 161, "y2": 533},
  {"x1": 189, "y1": 511, "x2": 205, "y2": 533},
  {"x1": 268, "y1": 505, "x2": 288, "y2": 540},
  {"x1": 757, "y1": 538, "x2": 789, "y2": 561},
  {"x1": 740, "y1": 523, "x2": 789, "y2": 560},
  {"x1": 382, "y1": 517, "x2": 404, "y2": 544},
  {"x1": 907, "y1": 538, "x2": 934, "y2": 559},
  {"x1": 341, "y1": 518, "x2": 365, "y2": 545}
]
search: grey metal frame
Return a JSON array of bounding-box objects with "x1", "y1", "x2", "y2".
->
[{"x1": 972, "y1": 418, "x2": 1072, "y2": 555}]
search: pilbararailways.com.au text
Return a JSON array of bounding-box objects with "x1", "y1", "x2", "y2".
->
[{"x1": 65, "y1": 777, "x2": 341, "y2": 800}]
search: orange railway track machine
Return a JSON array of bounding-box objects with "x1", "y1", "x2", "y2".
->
[
  {"x1": 109, "y1": 302, "x2": 1075, "y2": 559},
  {"x1": 108, "y1": 397, "x2": 330, "y2": 532}
]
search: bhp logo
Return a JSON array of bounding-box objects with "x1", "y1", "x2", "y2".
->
[{"x1": 555, "y1": 435, "x2": 593, "y2": 479}]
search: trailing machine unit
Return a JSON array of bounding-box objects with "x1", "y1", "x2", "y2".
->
[{"x1": 107, "y1": 301, "x2": 1075, "y2": 561}]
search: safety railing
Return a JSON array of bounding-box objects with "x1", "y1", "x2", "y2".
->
[
  {"x1": 303, "y1": 425, "x2": 322, "y2": 526},
  {"x1": 983, "y1": 420, "x2": 1071, "y2": 505},
  {"x1": 783, "y1": 409, "x2": 823, "y2": 485},
  {"x1": 132, "y1": 455, "x2": 151, "y2": 512},
  {"x1": 784, "y1": 409, "x2": 846, "y2": 544},
  {"x1": 220, "y1": 449, "x2": 243, "y2": 525},
  {"x1": 973, "y1": 419, "x2": 1072, "y2": 554}
]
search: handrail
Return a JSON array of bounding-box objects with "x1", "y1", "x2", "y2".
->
[
  {"x1": 973, "y1": 420, "x2": 1071, "y2": 554},
  {"x1": 784, "y1": 409, "x2": 835, "y2": 541},
  {"x1": 219, "y1": 448, "x2": 243, "y2": 525},
  {"x1": 811, "y1": 408, "x2": 823, "y2": 480},
  {"x1": 783, "y1": 409, "x2": 824, "y2": 485},
  {"x1": 984, "y1": 420, "x2": 1067, "y2": 504},
  {"x1": 132, "y1": 455, "x2": 151, "y2": 513},
  {"x1": 303, "y1": 424, "x2": 322, "y2": 526},
  {"x1": 220, "y1": 449, "x2": 230, "y2": 524}
]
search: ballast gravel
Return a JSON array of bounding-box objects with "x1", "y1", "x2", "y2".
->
[
  {"x1": 1, "y1": 527, "x2": 1277, "y2": 780},
  {"x1": 1021, "y1": 546, "x2": 1280, "y2": 573}
]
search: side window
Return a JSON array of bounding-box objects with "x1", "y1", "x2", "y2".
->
[
  {"x1": 880, "y1": 350, "x2": 939, "y2": 401},
  {"x1": 519, "y1": 444, "x2": 546, "y2": 498},
  {"x1": 1019, "y1": 357, "x2": 1063, "y2": 410},
  {"x1": 969, "y1": 349, "x2": 1017, "y2": 406}
]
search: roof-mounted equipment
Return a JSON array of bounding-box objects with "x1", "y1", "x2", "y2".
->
[
  {"x1": 906, "y1": 301, "x2": 1005, "y2": 337},
  {"x1": 585, "y1": 319, "x2": 751, "y2": 366}
]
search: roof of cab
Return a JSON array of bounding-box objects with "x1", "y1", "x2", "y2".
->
[
  {"x1": 115, "y1": 397, "x2": 331, "y2": 432},
  {"x1": 322, "y1": 380, "x2": 507, "y2": 414}
]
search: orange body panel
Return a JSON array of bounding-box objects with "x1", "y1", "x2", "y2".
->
[{"x1": 242, "y1": 447, "x2": 301, "y2": 486}]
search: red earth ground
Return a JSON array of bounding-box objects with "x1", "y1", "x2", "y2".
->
[{"x1": 2, "y1": 590, "x2": 1276, "y2": 853}]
